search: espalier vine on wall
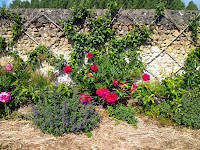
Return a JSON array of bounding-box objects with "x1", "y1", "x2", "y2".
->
[
  {"x1": 188, "y1": 14, "x2": 200, "y2": 45},
  {"x1": 0, "y1": 36, "x2": 7, "y2": 53},
  {"x1": 154, "y1": 1, "x2": 166, "y2": 19},
  {"x1": 0, "y1": 7, "x2": 24, "y2": 46},
  {"x1": 63, "y1": 4, "x2": 150, "y2": 97}
]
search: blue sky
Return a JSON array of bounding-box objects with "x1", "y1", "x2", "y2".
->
[
  {"x1": 182, "y1": 0, "x2": 200, "y2": 9},
  {"x1": 0, "y1": 0, "x2": 200, "y2": 9}
]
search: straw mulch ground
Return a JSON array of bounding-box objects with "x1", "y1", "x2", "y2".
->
[{"x1": 0, "y1": 107, "x2": 200, "y2": 150}]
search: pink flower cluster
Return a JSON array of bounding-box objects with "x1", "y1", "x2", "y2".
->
[
  {"x1": 0, "y1": 92, "x2": 11, "y2": 103},
  {"x1": 5, "y1": 64, "x2": 13, "y2": 72},
  {"x1": 80, "y1": 93, "x2": 92, "y2": 103},
  {"x1": 96, "y1": 88, "x2": 110, "y2": 99},
  {"x1": 96, "y1": 88, "x2": 118, "y2": 104}
]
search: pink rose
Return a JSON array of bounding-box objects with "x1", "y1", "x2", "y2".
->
[
  {"x1": 87, "y1": 52, "x2": 93, "y2": 58},
  {"x1": 90, "y1": 64, "x2": 97, "y2": 72},
  {"x1": 64, "y1": 66, "x2": 72, "y2": 73},
  {"x1": 80, "y1": 93, "x2": 92, "y2": 103},
  {"x1": 0, "y1": 92, "x2": 11, "y2": 103},
  {"x1": 5, "y1": 64, "x2": 13, "y2": 72},
  {"x1": 142, "y1": 73, "x2": 150, "y2": 81}
]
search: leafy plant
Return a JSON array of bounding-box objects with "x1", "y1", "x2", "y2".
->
[
  {"x1": 72, "y1": 6, "x2": 89, "y2": 25},
  {"x1": 154, "y1": 1, "x2": 166, "y2": 18},
  {"x1": 133, "y1": 77, "x2": 183, "y2": 119},
  {"x1": 182, "y1": 47, "x2": 200, "y2": 90},
  {"x1": 107, "y1": 104, "x2": 137, "y2": 125},
  {"x1": 0, "y1": 7, "x2": 24, "y2": 45},
  {"x1": 188, "y1": 14, "x2": 199, "y2": 45},
  {"x1": 174, "y1": 89, "x2": 200, "y2": 129}
]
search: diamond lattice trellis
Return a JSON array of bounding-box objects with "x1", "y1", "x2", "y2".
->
[{"x1": 0, "y1": 9, "x2": 199, "y2": 80}]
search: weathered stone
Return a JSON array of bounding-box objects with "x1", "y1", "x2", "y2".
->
[
  {"x1": 173, "y1": 30, "x2": 179, "y2": 37},
  {"x1": 1, "y1": 9, "x2": 199, "y2": 81}
]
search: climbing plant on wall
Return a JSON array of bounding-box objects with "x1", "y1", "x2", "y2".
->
[
  {"x1": 63, "y1": 4, "x2": 151, "y2": 97},
  {"x1": 0, "y1": 7, "x2": 24, "y2": 46}
]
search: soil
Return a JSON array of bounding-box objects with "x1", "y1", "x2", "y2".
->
[{"x1": 0, "y1": 106, "x2": 200, "y2": 150}]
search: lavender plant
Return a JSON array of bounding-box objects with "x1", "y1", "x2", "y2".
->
[{"x1": 31, "y1": 92, "x2": 100, "y2": 136}]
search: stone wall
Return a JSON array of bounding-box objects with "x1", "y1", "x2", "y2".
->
[{"x1": 0, "y1": 8, "x2": 200, "y2": 81}]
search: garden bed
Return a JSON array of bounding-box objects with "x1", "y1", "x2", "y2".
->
[{"x1": 0, "y1": 107, "x2": 199, "y2": 150}]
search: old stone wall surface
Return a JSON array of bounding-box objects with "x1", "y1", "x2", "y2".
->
[{"x1": 0, "y1": 8, "x2": 200, "y2": 81}]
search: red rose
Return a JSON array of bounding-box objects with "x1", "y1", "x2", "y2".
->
[
  {"x1": 90, "y1": 64, "x2": 97, "y2": 72},
  {"x1": 96, "y1": 88, "x2": 110, "y2": 99},
  {"x1": 113, "y1": 79, "x2": 119, "y2": 86},
  {"x1": 142, "y1": 73, "x2": 150, "y2": 81},
  {"x1": 87, "y1": 52, "x2": 93, "y2": 58},
  {"x1": 105, "y1": 92, "x2": 118, "y2": 104},
  {"x1": 80, "y1": 93, "x2": 92, "y2": 103},
  {"x1": 130, "y1": 83, "x2": 137, "y2": 92},
  {"x1": 64, "y1": 66, "x2": 72, "y2": 73}
]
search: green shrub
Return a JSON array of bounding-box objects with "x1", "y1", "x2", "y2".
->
[
  {"x1": 174, "y1": 89, "x2": 200, "y2": 129},
  {"x1": 133, "y1": 77, "x2": 183, "y2": 113},
  {"x1": 31, "y1": 92, "x2": 100, "y2": 136},
  {"x1": 107, "y1": 104, "x2": 137, "y2": 125}
]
